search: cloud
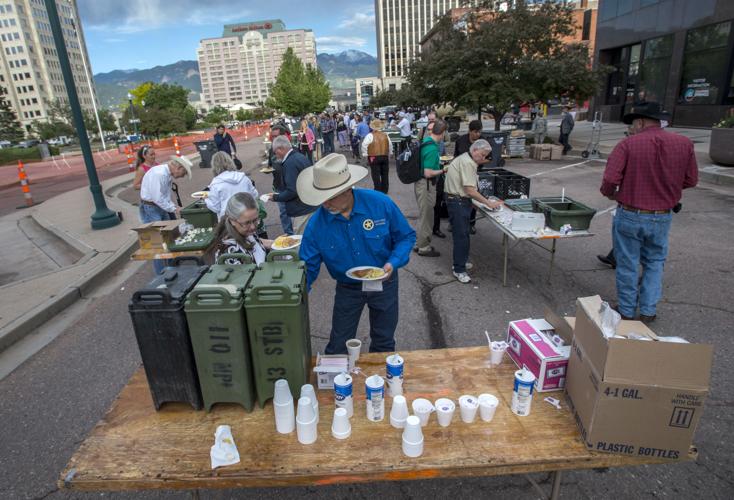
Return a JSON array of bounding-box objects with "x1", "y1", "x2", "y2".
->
[
  {"x1": 78, "y1": 0, "x2": 247, "y2": 34},
  {"x1": 315, "y1": 36, "x2": 367, "y2": 48},
  {"x1": 103, "y1": 38, "x2": 125, "y2": 43},
  {"x1": 338, "y1": 9, "x2": 375, "y2": 29}
]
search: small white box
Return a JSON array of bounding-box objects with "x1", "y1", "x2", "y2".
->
[
  {"x1": 511, "y1": 212, "x2": 545, "y2": 232},
  {"x1": 312, "y1": 354, "x2": 349, "y2": 389}
]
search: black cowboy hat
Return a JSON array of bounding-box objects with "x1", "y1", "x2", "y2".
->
[{"x1": 622, "y1": 101, "x2": 671, "y2": 124}]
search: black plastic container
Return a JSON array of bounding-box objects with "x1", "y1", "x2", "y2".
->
[
  {"x1": 480, "y1": 131, "x2": 509, "y2": 168},
  {"x1": 477, "y1": 168, "x2": 530, "y2": 200},
  {"x1": 128, "y1": 257, "x2": 209, "y2": 410}
]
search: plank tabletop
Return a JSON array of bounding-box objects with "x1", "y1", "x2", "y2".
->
[{"x1": 59, "y1": 346, "x2": 685, "y2": 491}]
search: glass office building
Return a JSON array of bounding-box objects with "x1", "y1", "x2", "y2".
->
[{"x1": 593, "y1": 0, "x2": 734, "y2": 127}]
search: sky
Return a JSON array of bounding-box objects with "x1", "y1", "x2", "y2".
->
[{"x1": 77, "y1": 0, "x2": 377, "y2": 74}]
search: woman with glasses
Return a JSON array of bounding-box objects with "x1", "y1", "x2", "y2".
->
[
  {"x1": 214, "y1": 192, "x2": 272, "y2": 265},
  {"x1": 132, "y1": 145, "x2": 157, "y2": 190}
]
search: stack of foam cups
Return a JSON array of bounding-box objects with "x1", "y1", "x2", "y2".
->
[
  {"x1": 296, "y1": 396, "x2": 317, "y2": 444},
  {"x1": 402, "y1": 415, "x2": 424, "y2": 457},
  {"x1": 273, "y1": 379, "x2": 295, "y2": 434},
  {"x1": 331, "y1": 408, "x2": 351, "y2": 439},
  {"x1": 300, "y1": 384, "x2": 319, "y2": 423},
  {"x1": 346, "y1": 339, "x2": 361, "y2": 371},
  {"x1": 390, "y1": 395, "x2": 409, "y2": 429}
]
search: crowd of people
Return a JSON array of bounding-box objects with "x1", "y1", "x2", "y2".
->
[{"x1": 131, "y1": 98, "x2": 697, "y2": 355}]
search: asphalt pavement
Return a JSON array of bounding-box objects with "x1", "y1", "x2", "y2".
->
[{"x1": 1, "y1": 137, "x2": 733, "y2": 499}]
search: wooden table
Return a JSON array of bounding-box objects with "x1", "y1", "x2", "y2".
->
[
  {"x1": 474, "y1": 203, "x2": 594, "y2": 286},
  {"x1": 59, "y1": 347, "x2": 685, "y2": 497}
]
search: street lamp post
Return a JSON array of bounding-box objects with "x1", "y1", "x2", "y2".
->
[
  {"x1": 44, "y1": 0, "x2": 120, "y2": 229},
  {"x1": 127, "y1": 93, "x2": 139, "y2": 136}
]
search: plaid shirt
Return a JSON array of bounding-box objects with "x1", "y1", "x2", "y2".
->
[{"x1": 600, "y1": 126, "x2": 698, "y2": 211}]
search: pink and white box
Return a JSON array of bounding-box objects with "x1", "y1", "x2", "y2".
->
[{"x1": 505, "y1": 313, "x2": 573, "y2": 392}]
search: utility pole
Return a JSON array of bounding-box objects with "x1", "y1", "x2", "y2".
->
[
  {"x1": 44, "y1": 0, "x2": 120, "y2": 229},
  {"x1": 71, "y1": 19, "x2": 106, "y2": 150}
]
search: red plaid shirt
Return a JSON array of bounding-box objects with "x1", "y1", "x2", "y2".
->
[{"x1": 600, "y1": 126, "x2": 698, "y2": 210}]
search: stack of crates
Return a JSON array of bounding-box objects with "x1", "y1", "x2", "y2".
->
[
  {"x1": 185, "y1": 253, "x2": 258, "y2": 411},
  {"x1": 245, "y1": 251, "x2": 311, "y2": 408},
  {"x1": 507, "y1": 134, "x2": 526, "y2": 157},
  {"x1": 128, "y1": 257, "x2": 209, "y2": 410},
  {"x1": 478, "y1": 168, "x2": 531, "y2": 200}
]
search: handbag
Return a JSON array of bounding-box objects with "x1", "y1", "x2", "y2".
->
[{"x1": 233, "y1": 157, "x2": 243, "y2": 170}]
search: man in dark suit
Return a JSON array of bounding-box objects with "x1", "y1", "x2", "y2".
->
[{"x1": 267, "y1": 135, "x2": 317, "y2": 234}]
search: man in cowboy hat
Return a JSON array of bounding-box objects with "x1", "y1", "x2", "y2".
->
[
  {"x1": 298, "y1": 153, "x2": 416, "y2": 355},
  {"x1": 360, "y1": 118, "x2": 391, "y2": 193},
  {"x1": 600, "y1": 101, "x2": 698, "y2": 323},
  {"x1": 139, "y1": 155, "x2": 192, "y2": 274}
]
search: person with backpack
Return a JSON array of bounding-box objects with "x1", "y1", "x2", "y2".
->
[{"x1": 413, "y1": 118, "x2": 447, "y2": 257}]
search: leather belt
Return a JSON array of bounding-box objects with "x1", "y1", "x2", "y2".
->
[
  {"x1": 141, "y1": 200, "x2": 158, "y2": 206},
  {"x1": 619, "y1": 204, "x2": 671, "y2": 214},
  {"x1": 446, "y1": 194, "x2": 471, "y2": 201}
]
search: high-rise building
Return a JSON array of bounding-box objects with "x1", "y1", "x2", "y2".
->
[
  {"x1": 197, "y1": 19, "x2": 316, "y2": 108},
  {"x1": 0, "y1": 0, "x2": 98, "y2": 132},
  {"x1": 375, "y1": 0, "x2": 465, "y2": 84}
]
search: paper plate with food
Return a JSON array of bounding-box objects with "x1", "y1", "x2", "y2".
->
[
  {"x1": 440, "y1": 155, "x2": 453, "y2": 162},
  {"x1": 191, "y1": 191, "x2": 209, "y2": 199},
  {"x1": 346, "y1": 266, "x2": 387, "y2": 281},
  {"x1": 271, "y1": 234, "x2": 303, "y2": 250},
  {"x1": 260, "y1": 167, "x2": 275, "y2": 174}
]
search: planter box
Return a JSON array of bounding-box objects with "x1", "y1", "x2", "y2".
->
[{"x1": 709, "y1": 127, "x2": 734, "y2": 166}]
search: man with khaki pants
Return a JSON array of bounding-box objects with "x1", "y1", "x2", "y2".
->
[{"x1": 414, "y1": 118, "x2": 447, "y2": 257}]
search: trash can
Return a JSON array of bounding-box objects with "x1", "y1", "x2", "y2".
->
[
  {"x1": 244, "y1": 250, "x2": 311, "y2": 407},
  {"x1": 194, "y1": 140, "x2": 217, "y2": 168},
  {"x1": 481, "y1": 131, "x2": 509, "y2": 168},
  {"x1": 181, "y1": 199, "x2": 218, "y2": 228},
  {"x1": 128, "y1": 257, "x2": 209, "y2": 410},
  {"x1": 444, "y1": 115, "x2": 461, "y2": 133},
  {"x1": 185, "y1": 253, "x2": 258, "y2": 412}
]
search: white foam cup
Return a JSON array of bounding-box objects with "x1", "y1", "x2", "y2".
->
[
  {"x1": 273, "y1": 379, "x2": 295, "y2": 434},
  {"x1": 390, "y1": 395, "x2": 409, "y2": 429},
  {"x1": 478, "y1": 393, "x2": 499, "y2": 422},
  {"x1": 346, "y1": 339, "x2": 362, "y2": 370},
  {"x1": 300, "y1": 384, "x2": 319, "y2": 423},
  {"x1": 331, "y1": 407, "x2": 351, "y2": 440},
  {"x1": 296, "y1": 396, "x2": 317, "y2": 444},
  {"x1": 402, "y1": 415, "x2": 424, "y2": 458},
  {"x1": 459, "y1": 395, "x2": 479, "y2": 423},
  {"x1": 411, "y1": 398, "x2": 435, "y2": 427},
  {"x1": 490, "y1": 341, "x2": 508, "y2": 365},
  {"x1": 435, "y1": 398, "x2": 455, "y2": 427}
]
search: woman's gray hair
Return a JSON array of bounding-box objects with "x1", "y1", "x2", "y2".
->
[
  {"x1": 216, "y1": 192, "x2": 259, "y2": 251},
  {"x1": 272, "y1": 135, "x2": 292, "y2": 151},
  {"x1": 470, "y1": 138, "x2": 491, "y2": 153},
  {"x1": 211, "y1": 151, "x2": 236, "y2": 176}
]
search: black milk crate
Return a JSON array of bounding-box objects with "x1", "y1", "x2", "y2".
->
[{"x1": 477, "y1": 169, "x2": 530, "y2": 200}]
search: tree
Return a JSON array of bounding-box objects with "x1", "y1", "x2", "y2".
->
[
  {"x1": 407, "y1": 0, "x2": 607, "y2": 129},
  {"x1": 235, "y1": 109, "x2": 254, "y2": 121},
  {"x1": 32, "y1": 120, "x2": 74, "y2": 140},
  {"x1": 267, "y1": 48, "x2": 330, "y2": 116},
  {"x1": 128, "y1": 82, "x2": 154, "y2": 107},
  {"x1": 204, "y1": 106, "x2": 231, "y2": 125},
  {"x1": 0, "y1": 85, "x2": 25, "y2": 142}
]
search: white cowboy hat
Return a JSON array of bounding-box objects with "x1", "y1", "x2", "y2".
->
[
  {"x1": 169, "y1": 155, "x2": 192, "y2": 180},
  {"x1": 296, "y1": 153, "x2": 368, "y2": 206}
]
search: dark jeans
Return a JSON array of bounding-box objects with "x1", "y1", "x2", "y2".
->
[
  {"x1": 300, "y1": 144, "x2": 313, "y2": 164},
  {"x1": 325, "y1": 276, "x2": 399, "y2": 355},
  {"x1": 138, "y1": 203, "x2": 176, "y2": 275},
  {"x1": 323, "y1": 131, "x2": 335, "y2": 154},
  {"x1": 369, "y1": 155, "x2": 389, "y2": 194},
  {"x1": 446, "y1": 196, "x2": 473, "y2": 273},
  {"x1": 559, "y1": 132, "x2": 571, "y2": 153},
  {"x1": 433, "y1": 174, "x2": 445, "y2": 232}
]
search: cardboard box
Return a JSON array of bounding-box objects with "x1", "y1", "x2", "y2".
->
[
  {"x1": 505, "y1": 309, "x2": 575, "y2": 392},
  {"x1": 132, "y1": 220, "x2": 180, "y2": 250},
  {"x1": 312, "y1": 353, "x2": 349, "y2": 389},
  {"x1": 550, "y1": 145, "x2": 564, "y2": 160},
  {"x1": 530, "y1": 143, "x2": 552, "y2": 160},
  {"x1": 565, "y1": 295, "x2": 713, "y2": 460}
]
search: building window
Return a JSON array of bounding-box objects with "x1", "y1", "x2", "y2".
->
[
  {"x1": 639, "y1": 34, "x2": 673, "y2": 103},
  {"x1": 679, "y1": 21, "x2": 732, "y2": 105}
]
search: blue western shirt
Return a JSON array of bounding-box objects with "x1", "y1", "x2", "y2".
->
[
  {"x1": 356, "y1": 122, "x2": 371, "y2": 139},
  {"x1": 299, "y1": 188, "x2": 416, "y2": 289}
]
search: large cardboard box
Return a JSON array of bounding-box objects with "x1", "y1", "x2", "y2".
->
[
  {"x1": 565, "y1": 296, "x2": 713, "y2": 460},
  {"x1": 132, "y1": 220, "x2": 180, "y2": 250},
  {"x1": 506, "y1": 309, "x2": 575, "y2": 392},
  {"x1": 530, "y1": 143, "x2": 552, "y2": 160},
  {"x1": 550, "y1": 145, "x2": 564, "y2": 160}
]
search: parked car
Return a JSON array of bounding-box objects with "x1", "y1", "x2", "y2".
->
[
  {"x1": 47, "y1": 136, "x2": 72, "y2": 146},
  {"x1": 0, "y1": 140, "x2": 13, "y2": 149},
  {"x1": 17, "y1": 139, "x2": 39, "y2": 148}
]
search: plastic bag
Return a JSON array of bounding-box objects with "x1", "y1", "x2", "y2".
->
[{"x1": 598, "y1": 301, "x2": 621, "y2": 339}]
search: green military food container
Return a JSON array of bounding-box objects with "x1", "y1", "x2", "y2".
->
[
  {"x1": 532, "y1": 197, "x2": 597, "y2": 231},
  {"x1": 185, "y1": 253, "x2": 257, "y2": 411},
  {"x1": 244, "y1": 250, "x2": 311, "y2": 407},
  {"x1": 181, "y1": 199, "x2": 218, "y2": 228}
]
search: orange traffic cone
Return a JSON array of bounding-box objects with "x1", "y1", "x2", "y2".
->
[
  {"x1": 17, "y1": 160, "x2": 35, "y2": 207},
  {"x1": 126, "y1": 145, "x2": 134, "y2": 172},
  {"x1": 174, "y1": 137, "x2": 181, "y2": 157}
]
